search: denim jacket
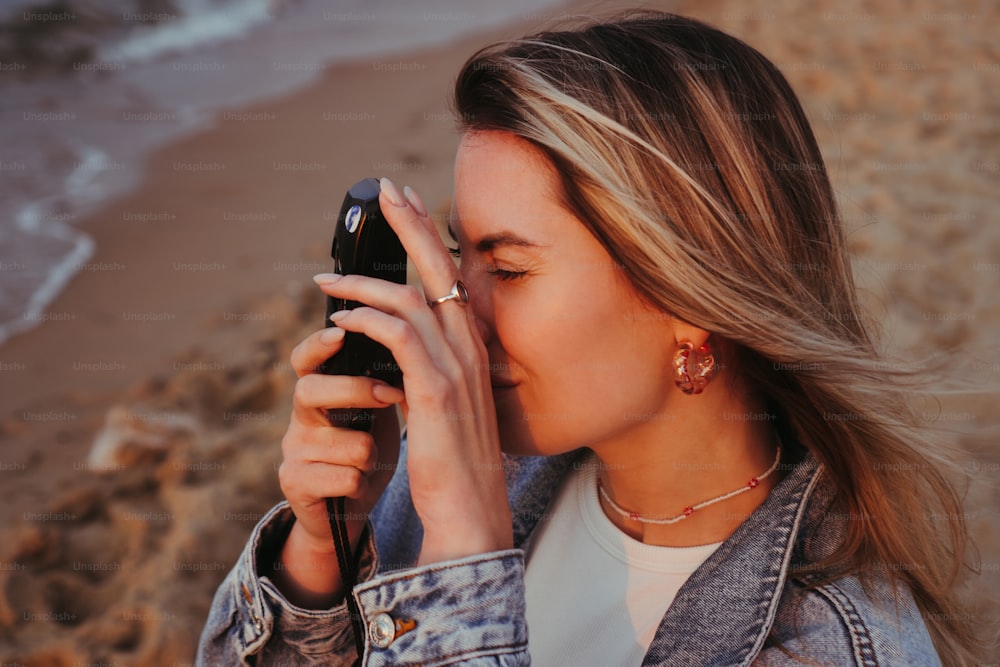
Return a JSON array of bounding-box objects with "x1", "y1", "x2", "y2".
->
[{"x1": 197, "y1": 440, "x2": 941, "y2": 666}]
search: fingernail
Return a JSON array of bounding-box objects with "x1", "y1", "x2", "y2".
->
[
  {"x1": 313, "y1": 273, "x2": 342, "y2": 285},
  {"x1": 372, "y1": 382, "x2": 403, "y2": 404},
  {"x1": 379, "y1": 177, "x2": 406, "y2": 207},
  {"x1": 329, "y1": 310, "x2": 350, "y2": 322},
  {"x1": 403, "y1": 185, "x2": 428, "y2": 217},
  {"x1": 320, "y1": 327, "x2": 345, "y2": 344}
]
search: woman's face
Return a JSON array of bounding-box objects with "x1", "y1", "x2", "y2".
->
[{"x1": 451, "y1": 131, "x2": 680, "y2": 457}]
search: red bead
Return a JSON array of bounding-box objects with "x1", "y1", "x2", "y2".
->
[
  {"x1": 748, "y1": 478, "x2": 758, "y2": 488},
  {"x1": 683, "y1": 506, "x2": 694, "y2": 516},
  {"x1": 629, "y1": 512, "x2": 639, "y2": 520}
]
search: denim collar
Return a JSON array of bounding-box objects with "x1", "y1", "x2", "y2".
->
[{"x1": 504, "y1": 448, "x2": 828, "y2": 666}]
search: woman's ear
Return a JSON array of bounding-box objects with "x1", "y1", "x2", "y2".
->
[{"x1": 670, "y1": 318, "x2": 711, "y2": 349}]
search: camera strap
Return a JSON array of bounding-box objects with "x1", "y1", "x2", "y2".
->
[{"x1": 326, "y1": 496, "x2": 365, "y2": 665}]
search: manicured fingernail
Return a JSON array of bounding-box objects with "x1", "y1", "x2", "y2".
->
[
  {"x1": 329, "y1": 310, "x2": 350, "y2": 322},
  {"x1": 313, "y1": 273, "x2": 342, "y2": 285},
  {"x1": 379, "y1": 177, "x2": 406, "y2": 207},
  {"x1": 372, "y1": 382, "x2": 403, "y2": 404},
  {"x1": 320, "y1": 327, "x2": 345, "y2": 344},
  {"x1": 403, "y1": 185, "x2": 428, "y2": 217}
]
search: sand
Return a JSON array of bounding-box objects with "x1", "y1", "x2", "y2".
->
[{"x1": 1, "y1": 0, "x2": 997, "y2": 663}]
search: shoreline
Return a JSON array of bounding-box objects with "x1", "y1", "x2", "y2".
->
[{"x1": 0, "y1": 17, "x2": 543, "y2": 419}]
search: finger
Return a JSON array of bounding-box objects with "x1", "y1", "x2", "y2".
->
[
  {"x1": 292, "y1": 373, "x2": 404, "y2": 427},
  {"x1": 280, "y1": 459, "x2": 369, "y2": 502},
  {"x1": 295, "y1": 426, "x2": 378, "y2": 473},
  {"x1": 378, "y1": 178, "x2": 461, "y2": 305},
  {"x1": 330, "y1": 306, "x2": 462, "y2": 400},
  {"x1": 313, "y1": 274, "x2": 447, "y2": 357},
  {"x1": 381, "y1": 178, "x2": 479, "y2": 351},
  {"x1": 290, "y1": 326, "x2": 346, "y2": 378}
]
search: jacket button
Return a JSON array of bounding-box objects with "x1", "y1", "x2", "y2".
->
[{"x1": 368, "y1": 612, "x2": 395, "y2": 649}]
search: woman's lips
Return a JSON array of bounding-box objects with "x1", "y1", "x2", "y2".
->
[{"x1": 490, "y1": 377, "x2": 519, "y2": 389}]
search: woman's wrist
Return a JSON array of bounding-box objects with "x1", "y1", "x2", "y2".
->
[
  {"x1": 418, "y1": 526, "x2": 514, "y2": 566},
  {"x1": 270, "y1": 518, "x2": 367, "y2": 609}
]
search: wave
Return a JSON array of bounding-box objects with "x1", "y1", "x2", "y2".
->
[
  {"x1": 99, "y1": 0, "x2": 279, "y2": 64},
  {"x1": 0, "y1": 147, "x2": 108, "y2": 346},
  {"x1": 0, "y1": 0, "x2": 567, "y2": 349},
  {"x1": 0, "y1": 205, "x2": 94, "y2": 347}
]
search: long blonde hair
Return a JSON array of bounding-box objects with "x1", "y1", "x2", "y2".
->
[{"x1": 453, "y1": 11, "x2": 983, "y2": 664}]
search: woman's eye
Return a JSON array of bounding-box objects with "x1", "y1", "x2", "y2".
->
[
  {"x1": 447, "y1": 247, "x2": 526, "y2": 280},
  {"x1": 487, "y1": 266, "x2": 527, "y2": 281}
]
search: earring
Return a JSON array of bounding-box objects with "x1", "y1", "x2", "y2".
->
[{"x1": 673, "y1": 341, "x2": 717, "y2": 395}]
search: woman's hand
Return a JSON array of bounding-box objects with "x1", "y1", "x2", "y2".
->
[
  {"x1": 314, "y1": 178, "x2": 513, "y2": 566},
  {"x1": 273, "y1": 325, "x2": 404, "y2": 607}
]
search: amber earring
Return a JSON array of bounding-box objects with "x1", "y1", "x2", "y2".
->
[{"x1": 673, "y1": 341, "x2": 717, "y2": 395}]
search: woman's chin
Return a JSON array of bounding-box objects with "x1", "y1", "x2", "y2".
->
[
  {"x1": 496, "y1": 416, "x2": 540, "y2": 457},
  {"x1": 496, "y1": 417, "x2": 569, "y2": 458}
]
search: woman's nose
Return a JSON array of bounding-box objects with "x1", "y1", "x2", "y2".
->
[{"x1": 460, "y1": 266, "x2": 494, "y2": 346}]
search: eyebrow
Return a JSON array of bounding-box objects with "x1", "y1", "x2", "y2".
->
[{"x1": 447, "y1": 223, "x2": 544, "y2": 252}]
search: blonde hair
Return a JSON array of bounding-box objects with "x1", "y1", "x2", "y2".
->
[{"x1": 453, "y1": 11, "x2": 983, "y2": 664}]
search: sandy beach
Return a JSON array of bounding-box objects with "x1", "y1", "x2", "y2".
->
[{"x1": 1, "y1": 0, "x2": 997, "y2": 663}]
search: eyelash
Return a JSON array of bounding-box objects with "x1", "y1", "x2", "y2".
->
[
  {"x1": 447, "y1": 246, "x2": 527, "y2": 281},
  {"x1": 491, "y1": 268, "x2": 527, "y2": 281}
]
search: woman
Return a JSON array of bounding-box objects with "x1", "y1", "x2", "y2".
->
[{"x1": 198, "y1": 12, "x2": 979, "y2": 666}]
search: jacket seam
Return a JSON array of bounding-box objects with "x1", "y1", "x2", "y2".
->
[
  {"x1": 812, "y1": 581, "x2": 878, "y2": 667},
  {"x1": 739, "y1": 465, "x2": 825, "y2": 666},
  {"x1": 355, "y1": 549, "x2": 522, "y2": 592},
  {"x1": 384, "y1": 642, "x2": 526, "y2": 667},
  {"x1": 238, "y1": 502, "x2": 376, "y2": 660}
]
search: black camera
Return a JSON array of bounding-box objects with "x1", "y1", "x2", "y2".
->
[{"x1": 320, "y1": 177, "x2": 407, "y2": 430}]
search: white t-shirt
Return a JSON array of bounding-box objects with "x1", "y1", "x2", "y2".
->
[{"x1": 524, "y1": 455, "x2": 721, "y2": 666}]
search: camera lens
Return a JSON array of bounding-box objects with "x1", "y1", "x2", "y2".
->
[{"x1": 345, "y1": 204, "x2": 362, "y2": 233}]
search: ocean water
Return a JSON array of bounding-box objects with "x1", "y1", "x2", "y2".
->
[{"x1": 0, "y1": 0, "x2": 565, "y2": 346}]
